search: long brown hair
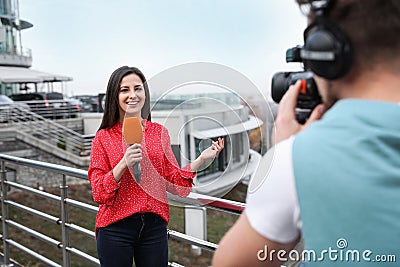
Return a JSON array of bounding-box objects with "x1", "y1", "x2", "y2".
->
[{"x1": 98, "y1": 66, "x2": 151, "y2": 130}]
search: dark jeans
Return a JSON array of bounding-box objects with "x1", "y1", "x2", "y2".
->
[{"x1": 97, "y1": 212, "x2": 168, "y2": 267}]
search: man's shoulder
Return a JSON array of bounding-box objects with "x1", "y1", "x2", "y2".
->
[{"x1": 294, "y1": 111, "x2": 339, "y2": 143}]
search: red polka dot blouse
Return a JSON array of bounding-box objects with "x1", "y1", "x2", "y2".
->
[{"x1": 88, "y1": 120, "x2": 195, "y2": 233}]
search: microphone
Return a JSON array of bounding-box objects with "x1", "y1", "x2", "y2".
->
[{"x1": 123, "y1": 117, "x2": 143, "y2": 183}]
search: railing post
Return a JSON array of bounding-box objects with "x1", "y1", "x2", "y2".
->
[
  {"x1": 60, "y1": 174, "x2": 70, "y2": 267},
  {"x1": 1, "y1": 160, "x2": 13, "y2": 266},
  {"x1": 184, "y1": 206, "x2": 207, "y2": 256}
]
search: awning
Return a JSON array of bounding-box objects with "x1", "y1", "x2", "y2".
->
[
  {"x1": 0, "y1": 15, "x2": 33, "y2": 30},
  {"x1": 191, "y1": 115, "x2": 264, "y2": 139},
  {"x1": 0, "y1": 66, "x2": 72, "y2": 84}
]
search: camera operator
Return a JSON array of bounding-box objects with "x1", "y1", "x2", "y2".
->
[{"x1": 213, "y1": 0, "x2": 400, "y2": 266}]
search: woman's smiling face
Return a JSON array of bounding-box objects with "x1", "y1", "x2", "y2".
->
[{"x1": 118, "y1": 73, "x2": 146, "y2": 120}]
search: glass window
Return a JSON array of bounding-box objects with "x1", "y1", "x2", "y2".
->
[
  {"x1": 231, "y1": 133, "x2": 243, "y2": 163},
  {"x1": 171, "y1": 144, "x2": 181, "y2": 168},
  {"x1": 194, "y1": 136, "x2": 227, "y2": 178}
]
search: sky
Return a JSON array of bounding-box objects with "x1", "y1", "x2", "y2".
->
[{"x1": 19, "y1": 0, "x2": 307, "y2": 100}]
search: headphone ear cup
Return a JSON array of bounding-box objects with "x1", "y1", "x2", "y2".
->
[{"x1": 303, "y1": 20, "x2": 352, "y2": 80}]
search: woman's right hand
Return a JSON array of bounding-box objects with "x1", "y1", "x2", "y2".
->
[{"x1": 124, "y1": 143, "x2": 142, "y2": 167}]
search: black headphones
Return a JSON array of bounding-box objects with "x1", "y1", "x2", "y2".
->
[{"x1": 300, "y1": 0, "x2": 353, "y2": 80}]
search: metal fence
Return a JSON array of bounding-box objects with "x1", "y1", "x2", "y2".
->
[
  {"x1": 5, "y1": 100, "x2": 79, "y2": 120},
  {"x1": 0, "y1": 153, "x2": 245, "y2": 266},
  {"x1": 1, "y1": 105, "x2": 93, "y2": 157}
]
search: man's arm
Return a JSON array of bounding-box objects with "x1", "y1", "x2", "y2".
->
[
  {"x1": 212, "y1": 127, "x2": 303, "y2": 266},
  {"x1": 212, "y1": 212, "x2": 299, "y2": 267},
  {"x1": 213, "y1": 80, "x2": 324, "y2": 266}
]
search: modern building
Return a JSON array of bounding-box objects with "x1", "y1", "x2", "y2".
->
[
  {"x1": 0, "y1": 0, "x2": 265, "y2": 198},
  {"x1": 150, "y1": 86, "x2": 264, "y2": 197},
  {"x1": 79, "y1": 87, "x2": 264, "y2": 197},
  {"x1": 0, "y1": 0, "x2": 71, "y2": 96}
]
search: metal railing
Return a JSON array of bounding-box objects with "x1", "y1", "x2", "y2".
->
[
  {"x1": 1, "y1": 105, "x2": 93, "y2": 157},
  {"x1": 12, "y1": 100, "x2": 80, "y2": 120},
  {"x1": 0, "y1": 153, "x2": 245, "y2": 266}
]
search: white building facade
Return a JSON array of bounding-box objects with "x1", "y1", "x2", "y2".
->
[{"x1": 151, "y1": 89, "x2": 263, "y2": 197}]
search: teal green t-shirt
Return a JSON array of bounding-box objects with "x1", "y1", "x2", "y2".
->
[{"x1": 293, "y1": 99, "x2": 400, "y2": 266}]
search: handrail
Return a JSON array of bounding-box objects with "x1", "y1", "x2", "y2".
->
[
  {"x1": 0, "y1": 154, "x2": 87, "y2": 179},
  {"x1": 1, "y1": 105, "x2": 92, "y2": 158},
  {"x1": 168, "y1": 230, "x2": 218, "y2": 251},
  {"x1": 168, "y1": 192, "x2": 245, "y2": 215},
  {"x1": 0, "y1": 154, "x2": 245, "y2": 266},
  {"x1": 0, "y1": 153, "x2": 243, "y2": 212}
]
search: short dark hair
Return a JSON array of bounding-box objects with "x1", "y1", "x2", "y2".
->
[
  {"x1": 297, "y1": 0, "x2": 400, "y2": 74},
  {"x1": 98, "y1": 66, "x2": 151, "y2": 130}
]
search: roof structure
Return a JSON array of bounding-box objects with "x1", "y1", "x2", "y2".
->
[{"x1": 0, "y1": 66, "x2": 72, "y2": 84}]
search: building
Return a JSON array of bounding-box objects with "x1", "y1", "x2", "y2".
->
[
  {"x1": 150, "y1": 85, "x2": 264, "y2": 197},
  {"x1": 0, "y1": 0, "x2": 71, "y2": 96},
  {"x1": 0, "y1": 0, "x2": 265, "y2": 198}
]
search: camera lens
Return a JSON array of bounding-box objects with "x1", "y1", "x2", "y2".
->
[
  {"x1": 271, "y1": 71, "x2": 322, "y2": 124},
  {"x1": 271, "y1": 72, "x2": 292, "y2": 103}
]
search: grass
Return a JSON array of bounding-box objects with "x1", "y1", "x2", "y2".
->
[{"x1": 1, "y1": 182, "x2": 247, "y2": 267}]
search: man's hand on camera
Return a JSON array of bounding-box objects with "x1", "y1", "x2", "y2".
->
[{"x1": 274, "y1": 80, "x2": 325, "y2": 144}]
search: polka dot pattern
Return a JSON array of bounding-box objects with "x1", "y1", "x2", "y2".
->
[{"x1": 88, "y1": 120, "x2": 195, "y2": 232}]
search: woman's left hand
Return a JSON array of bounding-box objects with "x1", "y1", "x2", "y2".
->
[
  {"x1": 200, "y1": 137, "x2": 224, "y2": 160},
  {"x1": 190, "y1": 138, "x2": 224, "y2": 172}
]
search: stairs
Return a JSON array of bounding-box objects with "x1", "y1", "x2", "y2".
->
[{"x1": 0, "y1": 105, "x2": 92, "y2": 167}]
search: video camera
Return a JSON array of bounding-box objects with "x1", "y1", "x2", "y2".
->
[{"x1": 271, "y1": 46, "x2": 322, "y2": 124}]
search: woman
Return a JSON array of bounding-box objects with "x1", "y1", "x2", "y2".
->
[{"x1": 88, "y1": 66, "x2": 224, "y2": 267}]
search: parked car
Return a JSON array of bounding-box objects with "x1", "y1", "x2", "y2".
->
[
  {"x1": 9, "y1": 92, "x2": 76, "y2": 119},
  {"x1": 66, "y1": 98, "x2": 83, "y2": 112},
  {"x1": 72, "y1": 95, "x2": 99, "y2": 112},
  {"x1": 0, "y1": 95, "x2": 31, "y2": 122}
]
